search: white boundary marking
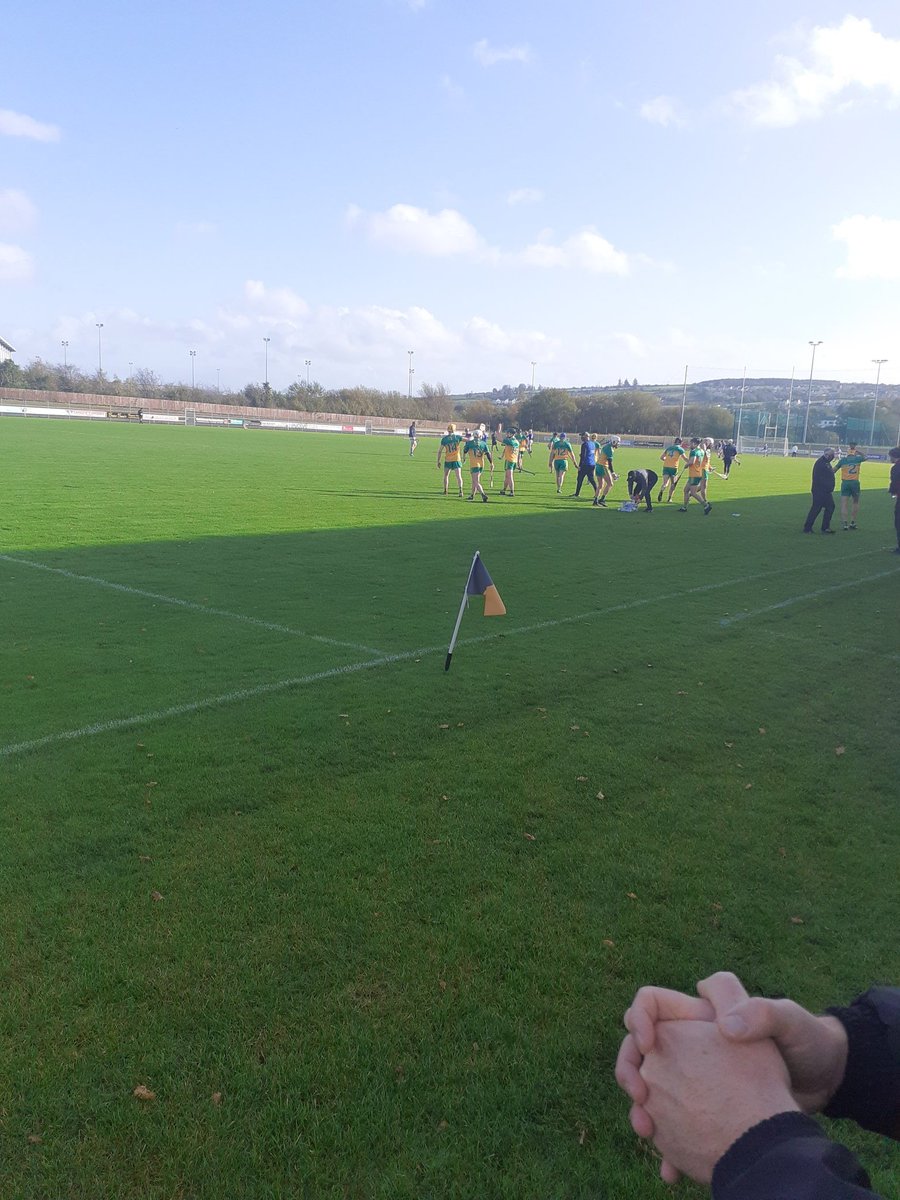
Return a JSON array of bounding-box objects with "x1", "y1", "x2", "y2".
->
[
  {"x1": 0, "y1": 553, "x2": 384, "y2": 657},
  {"x1": 2, "y1": 548, "x2": 897, "y2": 759},
  {"x1": 720, "y1": 567, "x2": 900, "y2": 626}
]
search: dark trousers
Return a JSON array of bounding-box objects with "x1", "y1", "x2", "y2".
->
[
  {"x1": 574, "y1": 465, "x2": 597, "y2": 495},
  {"x1": 804, "y1": 491, "x2": 835, "y2": 532},
  {"x1": 894, "y1": 497, "x2": 900, "y2": 547}
]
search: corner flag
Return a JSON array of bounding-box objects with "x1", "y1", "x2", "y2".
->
[
  {"x1": 466, "y1": 554, "x2": 506, "y2": 616},
  {"x1": 445, "y1": 551, "x2": 506, "y2": 671}
]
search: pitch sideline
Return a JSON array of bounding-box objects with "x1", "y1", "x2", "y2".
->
[{"x1": 1, "y1": 551, "x2": 896, "y2": 760}]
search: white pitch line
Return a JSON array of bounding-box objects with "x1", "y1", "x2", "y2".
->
[
  {"x1": 0, "y1": 553, "x2": 384, "y2": 657},
  {"x1": 1, "y1": 549, "x2": 896, "y2": 760},
  {"x1": 720, "y1": 566, "x2": 900, "y2": 626}
]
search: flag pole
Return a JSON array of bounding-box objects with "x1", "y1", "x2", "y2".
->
[{"x1": 445, "y1": 550, "x2": 479, "y2": 672}]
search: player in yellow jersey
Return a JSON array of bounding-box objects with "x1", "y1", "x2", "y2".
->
[
  {"x1": 658, "y1": 437, "x2": 687, "y2": 503},
  {"x1": 678, "y1": 438, "x2": 712, "y2": 514},
  {"x1": 500, "y1": 432, "x2": 520, "y2": 495},
  {"x1": 833, "y1": 442, "x2": 867, "y2": 530},
  {"x1": 437, "y1": 423, "x2": 465, "y2": 497},
  {"x1": 463, "y1": 433, "x2": 491, "y2": 503}
]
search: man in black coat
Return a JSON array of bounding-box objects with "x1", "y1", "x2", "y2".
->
[
  {"x1": 627, "y1": 468, "x2": 660, "y2": 511},
  {"x1": 802, "y1": 448, "x2": 837, "y2": 534}
]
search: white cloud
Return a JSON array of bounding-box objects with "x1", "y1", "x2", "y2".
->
[
  {"x1": 728, "y1": 16, "x2": 900, "y2": 126},
  {"x1": 507, "y1": 187, "x2": 543, "y2": 206},
  {"x1": 612, "y1": 332, "x2": 646, "y2": 356},
  {"x1": 244, "y1": 280, "x2": 310, "y2": 318},
  {"x1": 472, "y1": 38, "x2": 532, "y2": 67},
  {"x1": 0, "y1": 243, "x2": 34, "y2": 282},
  {"x1": 518, "y1": 228, "x2": 630, "y2": 275},
  {"x1": 639, "y1": 95, "x2": 686, "y2": 128},
  {"x1": 347, "y1": 203, "x2": 487, "y2": 257},
  {"x1": 0, "y1": 109, "x2": 60, "y2": 142},
  {"x1": 440, "y1": 74, "x2": 466, "y2": 103},
  {"x1": 0, "y1": 189, "x2": 37, "y2": 235},
  {"x1": 833, "y1": 214, "x2": 900, "y2": 280},
  {"x1": 348, "y1": 204, "x2": 639, "y2": 275},
  {"x1": 463, "y1": 316, "x2": 557, "y2": 359}
]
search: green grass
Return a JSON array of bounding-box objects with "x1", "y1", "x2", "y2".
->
[{"x1": 1, "y1": 419, "x2": 898, "y2": 1199}]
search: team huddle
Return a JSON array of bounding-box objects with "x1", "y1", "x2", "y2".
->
[
  {"x1": 547, "y1": 432, "x2": 727, "y2": 514},
  {"x1": 425, "y1": 425, "x2": 735, "y2": 513}
]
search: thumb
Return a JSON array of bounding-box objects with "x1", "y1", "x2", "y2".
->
[{"x1": 718, "y1": 996, "x2": 811, "y2": 1045}]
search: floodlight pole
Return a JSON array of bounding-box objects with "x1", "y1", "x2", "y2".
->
[
  {"x1": 870, "y1": 358, "x2": 887, "y2": 445},
  {"x1": 96, "y1": 323, "x2": 104, "y2": 379},
  {"x1": 802, "y1": 340, "x2": 822, "y2": 444},
  {"x1": 263, "y1": 337, "x2": 270, "y2": 388},
  {"x1": 61, "y1": 340, "x2": 69, "y2": 367},
  {"x1": 783, "y1": 366, "x2": 795, "y2": 455},
  {"x1": 408, "y1": 349, "x2": 414, "y2": 401},
  {"x1": 531, "y1": 361, "x2": 536, "y2": 390},
  {"x1": 679, "y1": 364, "x2": 688, "y2": 436},
  {"x1": 189, "y1": 349, "x2": 196, "y2": 390},
  {"x1": 305, "y1": 358, "x2": 311, "y2": 388},
  {"x1": 736, "y1": 366, "x2": 746, "y2": 452}
]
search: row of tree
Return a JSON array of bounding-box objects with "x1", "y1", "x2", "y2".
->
[{"x1": 0, "y1": 357, "x2": 739, "y2": 436}]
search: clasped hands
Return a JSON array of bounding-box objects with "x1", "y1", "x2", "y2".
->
[{"x1": 614, "y1": 971, "x2": 849, "y2": 1185}]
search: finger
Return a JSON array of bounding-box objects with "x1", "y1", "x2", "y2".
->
[
  {"x1": 719, "y1": 995, "x2": 809, "y2": 1043},
  {"x1": 696, "y1": 971, "x2": 751, "y2": 1017},
  {"x1": 660, "y1": 1159, "x2": 681, "y2": 1185},
  {"x1": 625, "y1": 987, "x2": 714, "y2": 1054},
  {"x1": 615, "y1": 1034, "x2": 648, "y2": 1104},
  {"x1": 629, "y1": 1102, "x2": 654, "y2": 1139}
]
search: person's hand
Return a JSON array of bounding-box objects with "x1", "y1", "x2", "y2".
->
[
  {"x1": 697, "y1": 972, "x2": 848, "y2": 1114},
  {"x1": 640, "y1": 1018, "x2": 799, "y2": 1185}
]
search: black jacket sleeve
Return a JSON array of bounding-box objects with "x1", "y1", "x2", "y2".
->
[
  {"x1": 712, "y1": 987, "x2": 900, "y2": 1200},
  {"x1": 712, "y1": 1113, "x2": 875, "y2": 1199},
  {"x1": 812, "y1": 458, "x2": 835, "y2": 493}
]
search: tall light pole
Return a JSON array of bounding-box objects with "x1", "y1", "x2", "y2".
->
[
  {"x1": 782, "y1": 366, "x2": 795, "y2": 455},
  {"x1": 679, "y1": 364, "x2": 688, "y2": 436},
  {"x1": 736, "y1": 366, "x2": 747, "y2": 449},
  {"x1": 408, "y1": 349, "x2": 414, "y2": 401},
  {"x1": 531, "y1": 361, "x2": 536, "y2": 390},
  {"x1": 61, "y1": 340, "x2": 69, "y2": 367},
  {"x1": 96, "y1": 323, "x2": 104, "y2": 379},
  {"x1": 870, "y1": 358, "x2": 887, "y2": 445},
  {"x1": 263, "y1": 337, "x2": 270, "y2": 389},
  {"x1": 189, "y1": 349, "x2": 197, "y2": 390},
  {"x1": 305, "y1": 359, "x2": 311, "y2": 389},
  {"x1": 216, "y1": 368, "x2": 220, "y2": 393},
  {"x1": 802, "y1": 340, "x2": 822, "y2": 444}
]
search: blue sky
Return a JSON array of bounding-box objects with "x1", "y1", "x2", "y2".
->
[{"x1": 4, "y1": 1, "x2": 900, "y2": 393}]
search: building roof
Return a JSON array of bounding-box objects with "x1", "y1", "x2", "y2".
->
[{"x1": 0, "y1": 337, "x2": 15, "y2": 353}]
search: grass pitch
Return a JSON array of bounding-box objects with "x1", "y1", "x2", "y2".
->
[{"x1": 1, "y1": 419, "x2": 898, "y2": 1199}]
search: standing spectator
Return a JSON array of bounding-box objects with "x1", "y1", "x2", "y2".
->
[
  {"x1": 572, "y1": 432, "x2": 600, "y2": 502},
  {"x1": 408, "y1": 421, "x2": 417, "y2": 456},
  {"x1": 833, "y1": 442, "x2": 868, "y2": 530},
  {"x1": 802, "y1": 448, "x2": 837, "y2": 534},
  {"x1": 889, "y1": 447, "x2": 900, "y2": 554},
  {"x1": 721, "y1": 441, "x2": 740, "y2": 477}
]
